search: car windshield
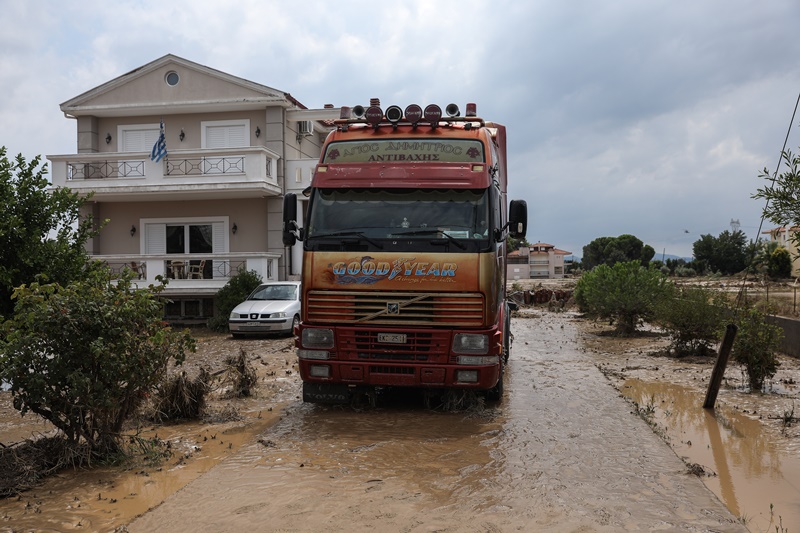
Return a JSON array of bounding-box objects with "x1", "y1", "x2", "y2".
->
[
  {"x1": 306, "y1": 188, "x2": 489, "y2": 240},
  {"x1": 249, "y1": 285, "x2": 297, "y2": 301}
]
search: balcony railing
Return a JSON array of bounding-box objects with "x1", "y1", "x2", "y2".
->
[
  {"x1": 94, "y1": 253, "x2": 281, "y2": 290},
  {"x1": 48, "y1": 147, "x2": 282, "y2": 199}
]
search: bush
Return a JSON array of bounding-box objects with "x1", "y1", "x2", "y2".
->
[
  {"x1": 655, "y1": 286, "x2": 726, "y2": 356},
  {"x1": 575, "y1": 261, "x2": 671, "y2": 336},
  {"x1": 0, "y1": 267, "x2": 195, "y2": 457},
  {"x1": 207, "y1": 269, "x2": 263, "y2": 331},
  {"x1": 732, "y1": 306, "x2": 783, "y2": 392},
  {"x1": 767, "y1": 247, "x2": 793, "y2": 279}
]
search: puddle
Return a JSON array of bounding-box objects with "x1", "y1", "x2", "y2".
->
[
  {"x1": 0, "y1": 409, "x2": 281, "y2": 532},
  {"x1": 621, "y1": 378, "x2": 800, "y2": 531}
]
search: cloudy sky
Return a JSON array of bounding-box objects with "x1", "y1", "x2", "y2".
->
[{"x1": 2, "y1": 0, "x2": 799, "y2": 259}]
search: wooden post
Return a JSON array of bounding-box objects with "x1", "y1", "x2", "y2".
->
[{"x1": 703, "y1": 324, "x2": 738, "y2": 409}]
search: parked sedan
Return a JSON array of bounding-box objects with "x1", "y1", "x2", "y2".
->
[{"x1": 228, "y1": 281, "x2": 301, "y2": 337}]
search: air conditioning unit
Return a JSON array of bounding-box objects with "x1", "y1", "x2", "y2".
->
[{"x1": 298, "y1": 120, "x2": 314, "y2": 136}]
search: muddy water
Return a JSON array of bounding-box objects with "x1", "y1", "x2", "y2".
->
[
  {"x1": 128, "y1": 314, "x2": 743, "y2": 532},
  {"x1": 0, "y1": 410, "x2": 280, "y2": 532},
  {"x1": 622, "y1": 378, "x2": 800, "y2": 531}
]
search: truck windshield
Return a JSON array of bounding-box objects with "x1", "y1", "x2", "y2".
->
[{"x1": 306, "y1": 189, "x2": 490, "y2": 241}]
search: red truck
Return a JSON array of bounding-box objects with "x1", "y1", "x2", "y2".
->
[{"x1": 283, "y1": 100, "x2": 527, "y2": 404}]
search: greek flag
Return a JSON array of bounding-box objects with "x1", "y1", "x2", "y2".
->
[{"x1": 151, "y1": 120, "x2": 167, "y2": 162}]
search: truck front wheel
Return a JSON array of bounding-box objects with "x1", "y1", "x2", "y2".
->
[{"x1": 485, "y1": 365, "x2": 504, "y2": 402}]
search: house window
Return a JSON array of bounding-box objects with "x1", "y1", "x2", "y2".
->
[
  {"x1": 165, "y1": 71, "x2": 180, "y2": 87},
  {"x1": 119, "y1": 124, "x2": 160, "y2": 152},
  {"x1": 166, "y1": 224, "x2": 213, "y2": 255},
  {"x1": 201, "y1": 119, "x2": 249, "y2": 149}
]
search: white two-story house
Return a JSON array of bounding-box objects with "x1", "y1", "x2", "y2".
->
[{"x1": 48, "y1": 54, "x2": 337, "y2": 321}]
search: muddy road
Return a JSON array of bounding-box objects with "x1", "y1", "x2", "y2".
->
[{"x1": 122, "y1": 312, "x2": 744, "y2": 533}]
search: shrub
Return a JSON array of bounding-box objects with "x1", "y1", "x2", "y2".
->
[
  {"x1": 655, "y1": 286, "x2": 726, "y2": 357},
  {"x1": 207, "y1": 269, "x2": 263, "y2": 332},
  {"x1": 0, "y1": 268, "x2": 195, "y2": 457},
  {"x1": 732, "y1": 306, "x2": 783, "y2": 392},
  {"x1": 767, "y1": 247, "x2": 793, "y2": 279},
  {"x1": 575, "y1": 261, "x2": 671, "y2": 336}
]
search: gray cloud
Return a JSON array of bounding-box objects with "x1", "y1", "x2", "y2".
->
[{"x1": 1, "y1": 0, "x2": 799, "y2": 258}]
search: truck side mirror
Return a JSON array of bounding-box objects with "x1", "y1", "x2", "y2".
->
[
  {"x1": 508, "y1": 199, "x2": 527, "y2": 239},
  {"x1": 282, "y1": 193, "x2": 299, "y2": 246}
]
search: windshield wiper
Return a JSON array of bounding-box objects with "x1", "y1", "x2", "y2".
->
[
  {"x1": 389, "y1": 229, "x2": 466, "y2": 250},
  {"x1": 310, "y1": 230, "x2": 383, "y2": 249}
]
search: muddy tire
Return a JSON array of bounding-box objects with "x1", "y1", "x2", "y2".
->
[{"x1": 486, "y1": 366, "x2": 504, "y2": 402}]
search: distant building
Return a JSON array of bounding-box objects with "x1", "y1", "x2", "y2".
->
[
  {"x1": 508, "y1": 242, "x2": 572, "y2": 280},
  {"x1": 762, "y1": 226, "x2": 800, "y2": 277}
]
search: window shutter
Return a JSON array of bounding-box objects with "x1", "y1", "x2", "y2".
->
[
  {"x1": 212, "y1": 222, "x2": 226, "y2": 253},
  {"x1": 122, "y1": 128, "x2": 159, "y2": 152},
  {"x1": 144, "y1": 223, "x2": 166, "y2": 254},
  {"x1": 204, "y1": 124, "x2": 247, "y2": 148}
]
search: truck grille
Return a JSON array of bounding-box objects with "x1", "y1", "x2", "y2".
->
[
  {"x1": 337, "y1": 329, "x2": 451, "y2": 362},
  {"x1": 307, "y1": 290, "x2": 484, "y2": 326}
]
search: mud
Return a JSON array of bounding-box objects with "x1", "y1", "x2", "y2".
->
[
  {"x1": 2, "y1": 310, "x2": 798, "y2": 531},
  {"x1": 125, "y1": 312, "x2": 743, "y2": 532}
]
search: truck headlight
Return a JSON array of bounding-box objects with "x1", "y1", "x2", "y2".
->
[
  {"x1": 452, "y1": 333, "x2": 489, "y2": 354},
  {"x1": 302, "y1": 328, "x2": 334, "y2": 349}
]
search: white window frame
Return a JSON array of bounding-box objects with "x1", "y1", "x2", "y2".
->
[{"x1": 141, "y1": 216, "x2": 231, "y2": 254}]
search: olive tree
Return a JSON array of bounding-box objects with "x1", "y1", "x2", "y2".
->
[
  {"x1": 0, "y1": 267, "x2": 195, "y2": 457},
  {"x1": 0, "y1": 147, "x2": 96, "y2": 319},
  {"x1": 754, "y1": 148, "x2": 800, "y2": 256},
  {"x1": 575, "y1": 260, "x2": 671, "y2": 336}
]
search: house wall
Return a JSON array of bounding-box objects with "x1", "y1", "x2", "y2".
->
[{"x1": 93, "y1": 198, "x2": 269, "y2": 254}]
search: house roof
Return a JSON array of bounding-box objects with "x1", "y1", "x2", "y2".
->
[{"x1": 60, "y1": 54, "x2": 306, "y2": 118}]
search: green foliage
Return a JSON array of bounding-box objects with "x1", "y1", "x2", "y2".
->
[
  {"x1": 0, "y1": 268, "x2": 195, "y2": 457},
  {"x1": 767, "y1": 247, "x2": 793, "y2": 279},
  {"x1": 754, "y1": 148, "x2": 800, "y2": 254},
  {"x1": 582, "y1": 234, "x2": 654, "y2": 270},
  {"x1": 731, "y1": 306, "x2": 783, "y2": 392},
  {"x1": 692, "y1": 230, "x2": 748, "y2": 275},
  {"x1": 506, "y1": 236, "x2": 531, "y2": 253},
  {"x1": 0, "y1": 147, "x2": 97, "y2": 319},
  {"x1": 655, "y1": 286, "x2": 726, "y2": 357},
  {"x1": 208, "y1": 269, "x2": 263, "y2": 331},
  {"x1": 575, "y1": 261, "x2": 670, "y2": 336}
]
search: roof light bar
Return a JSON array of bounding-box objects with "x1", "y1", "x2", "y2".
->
[
  {"x1": 365, "y1": 106, "x2": 383, "y2": 126},
  {"x1": 423, "y1": 104, "x2": 442, "y2": 124},
  {"x1": 466, "y1": 103, "x2": 477, "y2": 117},
  {"x1": 385, "y1": 105, "x2": 403, "y2": 124},
  {"x1": 404, "y1": 104, "x2": 423, "y2": 124}
]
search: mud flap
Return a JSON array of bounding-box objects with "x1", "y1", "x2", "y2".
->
[{"x1": 302, "y1": 382, "x2": 351, "y2": 404}]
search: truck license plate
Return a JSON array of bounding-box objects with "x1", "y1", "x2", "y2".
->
[{"x1": 377, "y1": 333, "x2": 407, "y2": 344}]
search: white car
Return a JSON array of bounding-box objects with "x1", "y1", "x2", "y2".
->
[{"x1": 228, "y1": 281, "x2": 301, "y2": 337}]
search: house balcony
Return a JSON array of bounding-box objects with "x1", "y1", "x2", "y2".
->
[
  {"x1": 96, "y1": 252, "x2": 281, "y2": 296},
  {"x1": 48, "y1": 147, "x2": 282, "y2": 202}
]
